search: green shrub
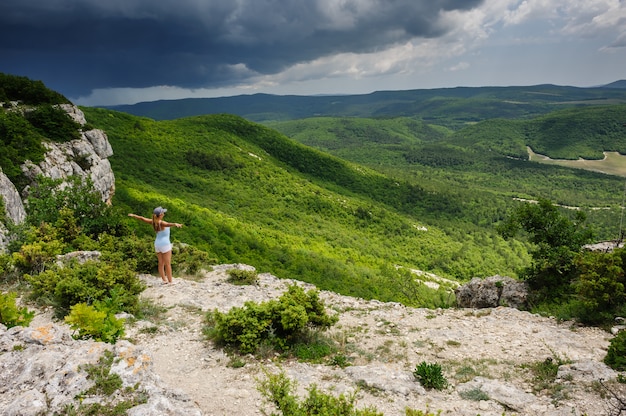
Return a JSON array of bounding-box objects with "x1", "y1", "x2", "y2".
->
[
  {"x1": 413, "y1": 361, "x2": 448, "y2": 390},
  {"x1": 226, "y1": 268, "x2": 259, "y2": 285},
  {"x1": 257, "y1": 369, "x2": 383, "y2": 416},
  {"x1": 0, "y1": 111, "x2": 47, "y2": 185},
  {"x1": 0, "y1": 253, "x2": 15, "y2": 282},
  {"x1": 0, "y1": 292, "x2": 35, "y2": 328},
  {"x1": 25, "y1": 176, "x2": 124, "y2": 238},
  {"x1": 173, "y1": 243, "x2": 215, "y2": 275},
  {"x1": 25, "y1": 104, "x2": 81, "y2": 142},
  {"x1": 185, "y1": 150, "x2": 244, "y2": 171},
  {"x1": 99, "y1": 233, "x2": 152, "y2": 273},
  {"x1": 65, "y1": 303, "x2": 125, "y2": 344},
  {"x1": 27, "y1": 260, "x2": 145, "y2": 317},
  {"x1": 0, "y1": 73, "x2": 69, "y2": 105},
  {"x1": 12, "y1": 231, "x2": 64, "y2": 275},
  {"x1": 498, "y1": 198, "x2": 593, "y2": 300},
  {"x1": 205, "y1": 284, "x2": 338, "y2": 355},
  {"x1": 605, "y1": 331, "x2": 626, "y2": 371}
]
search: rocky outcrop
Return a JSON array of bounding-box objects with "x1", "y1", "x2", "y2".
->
[
  {"x1": 0, "y1": 169, "x2": 27, "y2": 225},
  {"x1": 0, "y1": 323, "x2": 202, "y2": 416},
  {"x1": 20, "y1": 106, "x2": 115, "y2": 204},
  {"x1": 0, "y1": 169, "x2": 27, "y2": 249},
  {"x1": 0, "y1": 105, "x2": 114, "y2": 252},
  {"x1": 455, "y1": 275, "x2": 528, "y2": 309}
]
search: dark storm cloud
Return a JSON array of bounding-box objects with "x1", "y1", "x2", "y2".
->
[{"x1": 0, "y1": 0, "x2": 484, "y2": 97}]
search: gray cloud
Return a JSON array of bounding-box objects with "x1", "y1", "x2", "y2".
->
[{"x1": 0, "y1": 0, "x2": 483, "y2": 97}]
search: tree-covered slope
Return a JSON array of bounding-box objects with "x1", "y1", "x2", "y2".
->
[
  {"x1": 82, "y1": 107, "x2": 531, "y2": 302},
  {"x1": 450, "y1": 105, "x2": 626, "y2": 160},
  {"x1": 267, "y1": 109, "x2": 626, "y2": 241}
]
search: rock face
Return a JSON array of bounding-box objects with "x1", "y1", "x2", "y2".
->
[
  {"x1": 0, "y1": 170, "x2": 27, "y2": 250},
  {"x1": 0, "y1": 170, "x2": 27, "y2": 225},
  {"x1": 20, "y1": 106, "x2": 115, "y2": 204},
  {"x1": 455, "y1": 275, "x2": 529, "y2": 309},
  {"x1": 0, "y1": 323, "x2": 202, "y2": 416},
  {"x1": 0, "y1": 105, "x2": 114, "y2": 252}
]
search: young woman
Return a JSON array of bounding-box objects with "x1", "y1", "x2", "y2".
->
[{"x1": 128, "y1": 207, "x2": 183, "y2": 285}]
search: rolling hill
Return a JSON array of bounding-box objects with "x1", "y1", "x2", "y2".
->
[{"x1": 105, "y1": 83, "x2": 626, "y2": 127}]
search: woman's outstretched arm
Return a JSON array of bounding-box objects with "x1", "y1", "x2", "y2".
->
[
  {"x1": 160, "y1": 220, "x2": 183, "y2": 228},
  {"x1": 128, "y1": 213, "x2": 153, "y2": 224}
]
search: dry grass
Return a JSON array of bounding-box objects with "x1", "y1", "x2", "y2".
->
[{"x1": 528, "y1": 148, "x2": 626, "y2": 177}]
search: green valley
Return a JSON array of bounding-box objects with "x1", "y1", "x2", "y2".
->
[{"x1": 266, "y1": 105, "x2": 626, "y2": 241}]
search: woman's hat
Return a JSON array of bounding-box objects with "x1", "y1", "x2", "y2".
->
[{"x1": 153, "y1": 207, "x2": 167, "y2": 215}]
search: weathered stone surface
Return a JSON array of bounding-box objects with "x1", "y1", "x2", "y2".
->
[
  {"x1": 56, "y1": 250, "x2": 102, "y2": 267},
  {"x1": 557, "y1": 360, "x2": 617, "y2": 383},
  {"x1": 0, "y1": 323, "x2": 203, "y2": 416},
  {"x1": 1, "y1": 268, "x2": 617, "y2": 416},
  {"x1": 0, "y1": 168, "x2": 26, "y2": 252},
  {"x1": 20, "y1": 133, "x2": 115, "y2": 204},
  {"x1": 344, "y1": 365, "x2": 426, "y2": 396},
  {"x1": 455, "y1": 275, "x2": 528, "y2": 309},
  {"x1": 57, "y1": 103, "x2": 87, "y2": 125},
  {"x1": 84, "y1": 129, "x2": 114, "y2": 158},
  {"x1": 0, "y1": 169, "x2": 26, "y2": 225},
  {"x1": 457, "y1": 377, "x2": 537, "y2": 412}
]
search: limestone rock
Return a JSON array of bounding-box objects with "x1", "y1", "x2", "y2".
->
[
  {"x1": 557, "y1": 360, "x2": 617, "y2": 383},
  {"x1": 0, "y1": 169, "x2": 26, "y2": 225},
  {"x1": 57, "y1": 103, "x2": 87, "y2": 125},
  {"x1": 0, "y1": 169, "x2": 26, "y2": 252},
  {"x1": 56, "y1": 250, "x2": 102, "y2": 267},
  {"x1": 84, "y1": 129, "x2": 114, "y2": 159},
  {"x1": 20, "y1": 132, "x2": 115, "y2": 204},
  {"x1": 344, "y1": 365, "x2": 426, "y2": 396},
  {"x1": 0, "y1": 323, "x2": 203, "y2": 416},
  {"x1": 455, "y1": 275, "x2": 528, "y2": 309},
  {"x1": 457, "y1": 377, "x2": 537, "y2": 412}
]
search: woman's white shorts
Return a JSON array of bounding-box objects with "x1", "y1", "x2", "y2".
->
[{"x1": 155, "y1": 244, "x2": 173, "y2": 253}]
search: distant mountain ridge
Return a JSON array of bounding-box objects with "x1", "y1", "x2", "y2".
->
[
  {"x1": 601, "y1": 79, "x2": 626, "y2": 89},
  {"x1": 104, "y1": 82, "x2": 626, "y2": 125}
]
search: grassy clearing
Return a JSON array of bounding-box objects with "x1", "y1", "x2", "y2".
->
[{"x1": 528, "y1": 148, "x2": 626, "y2": 177}]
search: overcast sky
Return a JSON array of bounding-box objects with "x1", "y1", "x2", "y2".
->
[{"x1": 1, "y1": 0, "x2": 624, "y2": 106}]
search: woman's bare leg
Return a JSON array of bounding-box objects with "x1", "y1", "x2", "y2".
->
[
  {"x1": 163, "y1": 250, "x2": 173, "y2": 283},
  {"x1": 157, "y1": 252, "x2": 167, "y2": 283}
]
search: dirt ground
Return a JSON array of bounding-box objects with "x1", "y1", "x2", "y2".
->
[{"x1": 123, "y1": 265, "x2": 623, "y2": 416}]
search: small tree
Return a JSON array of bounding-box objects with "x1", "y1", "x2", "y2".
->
[{"x1": 498, "y1": 198, "x2": 594, "y2": 300}]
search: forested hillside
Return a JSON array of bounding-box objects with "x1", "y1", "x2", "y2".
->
[{"x1": 80, "y1": 107, "x2": 532, "y2": 304}]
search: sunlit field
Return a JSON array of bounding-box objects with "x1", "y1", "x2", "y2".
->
[{"x1": 528, "y1": 148, "x2": 626, "y2": 178}]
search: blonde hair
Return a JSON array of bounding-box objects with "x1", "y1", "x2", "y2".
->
[{"x1": 152, "y1": 213, "x2": 162, "y2": 232}]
